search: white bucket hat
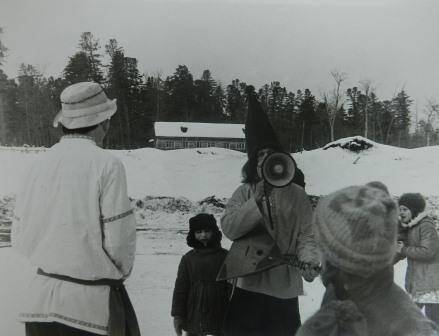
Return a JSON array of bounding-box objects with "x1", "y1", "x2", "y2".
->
[{"x1": 53, "y1": 82, "x2": 117, "y2": 129}]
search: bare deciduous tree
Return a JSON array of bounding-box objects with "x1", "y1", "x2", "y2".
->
[
  {"x1": 323, "y1": 70, "x2": 347, "y2": 141},
  {"x1": 359, "y1": 79, "x2": 374, "y2": 139},
  {"x1": 422, "y1": 99, "x2": 439, "y2": 146}
]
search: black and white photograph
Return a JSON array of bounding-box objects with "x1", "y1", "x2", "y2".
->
[{"x1": 1, "y1": 0, "x2": 439, "y2": 335}]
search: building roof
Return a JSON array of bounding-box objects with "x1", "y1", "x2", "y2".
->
[{"x1": 154, "y1": 122, "x2": 245, "y2": 139}]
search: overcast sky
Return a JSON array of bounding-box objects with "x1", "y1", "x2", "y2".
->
[{"x1": 1, "y1": 0, "x2": 438, "y2": 111}]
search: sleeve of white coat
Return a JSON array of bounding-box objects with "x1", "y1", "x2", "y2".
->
[
  {"x1": 100, "y1": 158, "x2": 136, "y2": 277},
  {"x1": 221, "y1": 184, "x2": 263, "y2": 240},
  {"x1": 295, "y1": 188, "x2": 319, "y2": 265},
  {"x1": 11, "y1": 189, "x2": 24, "y2": 249}
]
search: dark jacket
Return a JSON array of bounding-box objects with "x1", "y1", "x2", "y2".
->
[
  {"x1": 297, "y1": 267, "x2": 438, "y2": 336},
  {"x1": 401, "y1": 213, "x2": 439, "y2": 295},
  {"x1": 172, "y1": 247, "x2": 229, "y2": 335}
]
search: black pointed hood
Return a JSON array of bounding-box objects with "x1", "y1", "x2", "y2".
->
[{"x1": 245, "y1": 93, "x2": 283, "y2": 157}]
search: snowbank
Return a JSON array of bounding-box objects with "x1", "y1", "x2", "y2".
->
[{"x1": 0, "y1": 138, "x2": 437, "y2": 335}]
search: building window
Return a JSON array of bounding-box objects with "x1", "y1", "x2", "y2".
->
[
  {"x1": 187, "y1": 141, "x2": 196, "y2": 148},
  {"x1": 165, "y1": 140, "x2": 174, "y2": 149},
  {"x1": 236, "y1": 142, "x2": 245, "y2": 150},
  {"x1": 223, "y1": 143, "x2": 230, "y2": 149}
]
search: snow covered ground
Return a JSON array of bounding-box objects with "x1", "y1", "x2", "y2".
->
[{"x1": 0, "y1": 137, "x2": 436, "y2": 335}]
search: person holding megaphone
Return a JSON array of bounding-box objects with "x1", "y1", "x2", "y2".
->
[{"x1": 217, "y1": 91, "x2": 320, "y2": 336}]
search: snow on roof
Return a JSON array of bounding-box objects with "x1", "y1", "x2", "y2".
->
[{"x1": 154, "y1": 122, "x2": 245, "y2": 139}]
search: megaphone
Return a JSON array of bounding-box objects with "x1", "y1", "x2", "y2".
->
[{"x1": 260, "y1": 152, "x2": 296, "y2": 188}]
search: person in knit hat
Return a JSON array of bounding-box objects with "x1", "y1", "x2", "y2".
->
[
  {"x1": 171, "y1": 213, "x2": 229, "y2": 336},
  {"x1": 219, "y1": 93, "x2": 319, "y2": 336},
  {"x1": 396, "y1": 192, "x2": 439, "y2": 325},
  {"x1": 297, "y1": 183, "x2": 438, "y2": 336}
]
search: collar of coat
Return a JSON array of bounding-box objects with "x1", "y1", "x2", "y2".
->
[
  {"x1": 61, "y1": 134, "x2": 96, "y2": 144},
  {"x1": 400, "y1": 211, "x2": 429, "y2": 228}
]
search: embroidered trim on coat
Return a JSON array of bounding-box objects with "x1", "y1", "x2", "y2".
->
[
  {"x1": 19, "y1": 312, "x2": 107, "y2": 331},
  {"x1": 61, "y1": 134, "x2": 96, "y2": 143},
  {"x1": 101, "y1": 209, "x2": 134, "y2": 224}
]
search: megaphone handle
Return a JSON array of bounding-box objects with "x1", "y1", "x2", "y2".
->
[{"x1": 264, "y1": 183, "x2": 274, "y2": 231}]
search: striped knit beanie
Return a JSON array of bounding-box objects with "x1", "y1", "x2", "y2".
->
[{"x1": 314, "y1": 184, "x2": 398, "y2": 278}]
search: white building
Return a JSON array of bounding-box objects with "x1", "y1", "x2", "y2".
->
[{"x1": 154, "y1": 122, "x2": 246, "y2": 151}]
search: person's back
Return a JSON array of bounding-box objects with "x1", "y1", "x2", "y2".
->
[
  {"x1": 14, "y1": 137, "x2": 133, "y2": 280},
  {"x1": 344, "y1": 267, "x2": 436, "y2": 336},
  {"x1": 12, "y1": 82, "x2": 138, "y2": 336},
  {"x1": 362, "y1": 279, "x2": 436, "y2": 336}
]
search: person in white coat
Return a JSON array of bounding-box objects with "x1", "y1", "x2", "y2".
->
[{"x1": 12, "y1": 82, "x2": 139, "y2": 336}]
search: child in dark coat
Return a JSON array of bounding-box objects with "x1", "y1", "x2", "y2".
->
[{"x1": 172, "y1": 213, "x2": 229, "y2": 336}]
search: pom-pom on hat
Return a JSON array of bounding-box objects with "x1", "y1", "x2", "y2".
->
[
  {"x1": 53, "y1": 82, "x2": 117, "y2": 129},
  {"x1": 398, "y1": 193, "x2": 426, "y2": 218},
  {"x1": 314, "y1": 184, "x2": 398, "y2": 278}
]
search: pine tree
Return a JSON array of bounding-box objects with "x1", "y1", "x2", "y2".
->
[
  {"x1": 0, "y1": 70, "x2": 16, "y2": 144},
  {"x1": 259, "y1": 81, "x2": 296, "y2": 151},
  {"x1": 297, "y1": 89, "x2": 318, "y2": 150},
  {"x1": 64, "y1": 52, "x2": 94, "y2": 84},
  {"x1": 78, "y1": 32, "x2": 104, "y2": 83},
  {"x1": 213, "y1": 84, "x2": 226, "y2": 121},
  {"x1": 15, "y1": 64, "x2": 60, "y2": 146},
  {"x1": 105, "y1": 39, "x2": 144, "y2": 148},
  {"x1": 63, "y1": 32, "x2": 104, "y2": 84},
  {"x1": 392, "y1": 90, "x2": 412, "y2": 146},
  {"x1": 367, "y1": 92, "x2": 381, "y2": 141},
  {"x1": 345, "y1": 87, "x2": 363, "y2": 133},
  {"x1": 380, "y1": 99, "x2": 396, "y2": 144},
  {"x1": 162, "y1": 65, "x2": 195, "y2": 121},
  {"x1": 225, "y1": 79, "x2": 246, "y2": 123},
  {"x1": 0, "y1": 28, "x2": 9, "y2": 143}
]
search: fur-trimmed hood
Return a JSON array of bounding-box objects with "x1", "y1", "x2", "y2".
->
[
  {"x1": 400, "y1": 211, "x2": 430, "y2": 229},
  {"x1": 186, "y1": 227, "x2": 222, "y2": 249}
]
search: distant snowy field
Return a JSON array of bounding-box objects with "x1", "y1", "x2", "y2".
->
[{"x1": 0, "y1": 137, "x2": 436, "y2": 335}]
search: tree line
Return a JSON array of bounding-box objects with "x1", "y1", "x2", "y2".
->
[{"x1": 0, "y1": 30, "x2": 438, "y2": 151}]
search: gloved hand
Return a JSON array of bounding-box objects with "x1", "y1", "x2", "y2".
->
[
  {"x1": 173, "y1": 316, "x2": 185, "y2": 336},
  {"x1": 253, "y1": 180, "x2": 273, "y2": 204},
  {"x1": 396, "y1": 241, "x2": 405, "y2": 254},
  {"x1": 300, "y1": 263, "x2": 321, "y2": 282}
]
